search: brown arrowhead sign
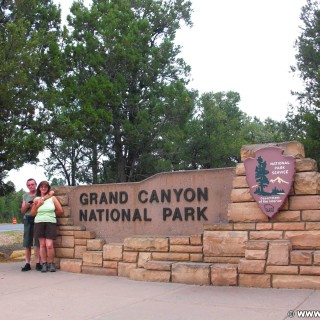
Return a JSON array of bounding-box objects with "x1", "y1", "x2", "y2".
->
[{"x1": 244, "y1": 147, "x2": 295, "y2": 218}]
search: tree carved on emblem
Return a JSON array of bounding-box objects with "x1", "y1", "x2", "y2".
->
[{"x1": 254, "y1": 156, "x2": 269, "y2": 195}]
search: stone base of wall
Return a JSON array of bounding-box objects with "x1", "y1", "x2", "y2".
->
[{"x1": 54, "y1": 141, "x2": 320, "y2": 289}]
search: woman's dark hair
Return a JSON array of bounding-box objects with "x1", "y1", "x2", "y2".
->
[{"x1": 36, "y1": 181, "x2": 51, "y2": 196}]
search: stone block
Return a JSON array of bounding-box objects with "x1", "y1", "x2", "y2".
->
[
  {"x1": 245, "y1": 241, "x2": 268, "y2": 250},
  {"x1": 294, "y1": 172, "x2": 320, "y2": 195},
  {"x1": 302, "y1": 210, "x2": 320, "y2": 221},
  {"x1": 61, "y1": 206, "x2": 71, "y2": 217},
  {"x1": 122, "y1": 251, "x2": 138, "y2": 263},
  {"x1": 267, "y1": 241, "x2": 291, "y2": 266},
  {"x1": 231, "y1": 189, "x2": 253, "y2": 203},
  {"x1": 250, "y1": 231, "x2": 283, "y2": 240},
  {"x1": 144, "y1": 261, "x2": 172, "y2": 271},
  {"x1": 60, "y1": 259, "x2": 82, "y2": 273},
  {"x1": 204, "y1": 224, "x2": 233, "y2": 231},
  {"x1": 289, "y1": 195, "x2": 320, "y2": 210},
  {"x1": 129, "y1": 268, "x2": 170, "y2": 283},
  {"x1": 228, "y1": 202, "x2": 268, "y2": 222},
  {"x1": 295, "y1": 158, "x2": 318, "y2": 172},
  {"x1": 272, "y1": 222, "x2": 305, "y2": 231},
  {"x1": 74, "y1": 245, "x2": 87, "y2": 259},
  {"x1": 245, "y1": 249, "x2": 267, "y2": 260},
  {"x1": 266, "y1": 266, "x2": 298, "y2": 274},
  {"x1": 211, "y1": 264, "x2": 238, "y2": 286},
  {"x1": 284, "y1": 231, "x2": 320, "y2": 249},
  {"x1": 58, "y1": 225, "x2": 86, "y2": 231},
  {"x1": 204, "y1": 257, "x2": 241, "y2": 264},
  {"x1": 59, "y1": 236, "x2": 75, "y2": 248},
  {"x1": 83, "y1": 251, "x2": 103, "y2": 267},
  {"x1": 306, "y1": 223, "x2": 320, "y2": 230},
  {"x1": 190, "y1": 234, "x2": 203, "y2": 245},
  {"x1": 240, "y1": 141, "x2": 305, "y2": 162},
  {"x1": 235, "y1": 163, "x2": 246, "y2": 176},
  {"x1": 172, "y1": 262, "x2": 211, "y2": 285},
  {"x1": 137, "y1": 252, "x2": 152, "y2": 267},
  {"x1": 203, "y1": 231, "x2": 247, "y2": 257},
  {"x1": 118, "y1": 262, "x2": 137, "y2": 277},
  {"x1": 255, "y1": 223, "x2": 273, "y2": 231},
  {"x1": 87, "y1": 239, "x2": 105, "y2": 251},
  {"x1": 271, "y1": 210, "x2": 301, "y2": 222},
  {"x1": 103, "y1": 243, "x2": 123, "y2": 261},
  {"x1": 57, "y1": 218, "x2": 74, "y2": 226},
  {"x1": 238, "y1": 259, "x2": 265, "y2": 273},
  {"x1": 300, "y1": 266, "x2": 320, "y2": 275},
  {"x1": 124, "y1": 237, "x2": 168, "y2": 252},
  {"x1": 272, "y1": 275, "x2": 320, "y2": 289},
  {"x1": 239, "y1": 274, "x2": 271, "y2": 288},
  {"x1": 233, "y1": 223, "x2": 255, "y2": 231},
  {"x1": 232, "y1": 176, "x2": 248, "y2": 188},
  {"x1": 103, "y1": 261, "x2": 118, "y2": 269},
  {"x1": 152, "y1": 252, "x2": 190, "y2": 261},
  {"x1": 314, "y1": 251, "x2": 320, "y2": 265},
  {"x1": 74, "y1": 239, "x2": 87, "y2": 246},
  {"x1": 170, "y1": 245, "x2": 202, "y2": 253},
  {"x1": 82, "y1": 266, "x2": 117, "y2": 276},
  {"x1": 55, "y1": 247, "x2": 74, "y2": 259},
  {"x1": 190, "y1": 253, "x2": 203, "y2": 262},
  {"x1": 290, "y1": 250, "x2": 312, "y2": 265},
  {"x1": 169, "y1": 236, "x2": 189, "y2": 245},
  {"x1": 57, "y1": 230, "x2": 74, "y2": 236},
  {"x1": 56, "y1": 195, "x2": 68, "y2": 206},
  {"x1": 74, "y1": 230, "x2": 96, "y2": 239}
]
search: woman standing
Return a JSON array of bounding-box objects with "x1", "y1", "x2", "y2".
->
[{"x1": 31, "y1": 181, "x2": 64, "y2": 272}]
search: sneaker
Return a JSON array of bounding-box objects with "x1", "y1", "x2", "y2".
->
[
  {"x1": 49, "y1": 263, "x2": 56, "y2": 272},
  {"x1": 21, "y1": 263, "x2": 31, "y2": 272},
  {"x1": 41, "y1": 263, "x2": 47, "y2": 273},
  {"x1": 36, "y1": 263, "x2": 42, "y2": 271}
]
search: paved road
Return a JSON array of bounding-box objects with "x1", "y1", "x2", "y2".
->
[
  {"x1": 0, "y1": 223, "x2": 23, "y2": 232},
  {"x1": 0, "y1": 261, "x2": 319, "y2": 320}
]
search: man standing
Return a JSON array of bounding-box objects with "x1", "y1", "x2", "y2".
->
[{"x1": 20, "y1": 178, "x2": 41, "y2": 271}]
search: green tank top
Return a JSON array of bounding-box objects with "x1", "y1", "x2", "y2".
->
[{"x1": 34, "y1": 197, "x2": 57, "y2": 223}]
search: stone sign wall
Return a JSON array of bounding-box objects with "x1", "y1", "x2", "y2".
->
[
  {"x1": 68, "y1": 168, "x2": 235, "y2": 242},
  {"x1": 52, "y1": 141, "x2": 320, "y2": 289}
]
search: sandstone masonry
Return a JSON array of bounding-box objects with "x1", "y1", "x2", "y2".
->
[{"x1": 53, "y1": 141, "x2": 320, "y2": 289}]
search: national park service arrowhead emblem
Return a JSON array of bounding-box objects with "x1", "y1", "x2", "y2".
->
[{"x1": 244, "y1": 147, "x2": 295, "y2": 218}]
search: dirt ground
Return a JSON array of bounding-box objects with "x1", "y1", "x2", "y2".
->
[{"x1": 0, "y1": 231, "x2": 24, "y2": 261}]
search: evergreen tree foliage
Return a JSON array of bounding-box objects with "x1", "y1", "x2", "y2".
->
[
  {"x1": 288, "y1": 0, "x2": 320, "y2": 167},
  {"x1": 45, "y1": 0, "x2": 194, "y2": 183},
  {"x1": 0, "y1": 0, "x2": 62, "y2": 193}
]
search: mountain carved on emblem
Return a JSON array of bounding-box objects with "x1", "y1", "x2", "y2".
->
[{"x1": 269, "y1": 177, "x2": 289, "y2": 184}]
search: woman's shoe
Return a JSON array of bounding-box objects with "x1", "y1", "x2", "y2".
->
[
  {"x1": 41, "y1": 263, "x2": 47, "y2": 273},
  {"x1": 49, "y1": 263, "x2": 56, "y2": 272}
]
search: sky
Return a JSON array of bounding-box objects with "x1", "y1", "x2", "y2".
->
[{"x1": 6, "y1": 0, "x2": 306, "y2": 191}]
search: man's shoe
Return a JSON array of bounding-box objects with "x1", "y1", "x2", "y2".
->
[
  {"x1": 41, "y1": 263, "x2": 47, "y2": 273},
  {"x1": 21, "y1": 263, "x2": 31, "y2": 272},
  {"x1": 49, "y1": 263, "x2": 56, "y2": 272},
  {"x1": 35, "y1": 263, "x2": 42, "y2": 271}
]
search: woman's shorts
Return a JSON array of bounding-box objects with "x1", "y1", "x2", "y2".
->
[{"x1": 34, "y1": 222, "x2": 57, "y2": 240}]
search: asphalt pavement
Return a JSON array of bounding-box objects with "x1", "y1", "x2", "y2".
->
[
  {"x1": 0, "y1": 223, "x2": 23, "y2": 232},
  {"x1": 0, "y1": 261, "x2": 319, "y2": 320}
]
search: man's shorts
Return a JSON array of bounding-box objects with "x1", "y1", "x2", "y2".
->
[
  {"x1": 34, "y1": 222, "x2": 57, "y2": 240},
  {"x1": 23, "y1": 217, "x2": 39, "y2": 247}
]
